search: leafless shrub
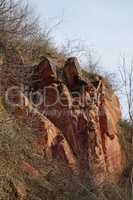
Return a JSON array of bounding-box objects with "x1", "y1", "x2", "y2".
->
[
  {"x1": 119, "y1": 56, "x2": 133, "y2": 122},
  {"x1": 118, "y1": 56, "x2": 133, "y2": 199},
  {"x1": 0, "y1": 0, "x2": 39, "y2": 39}
]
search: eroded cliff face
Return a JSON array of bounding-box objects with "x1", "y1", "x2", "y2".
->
[
  {"x1": 3, "y1": 56, "x2": 125, "y2": 186},
  {"x1": 14, "y1": 56, "x2": 124, "y2": 185}
]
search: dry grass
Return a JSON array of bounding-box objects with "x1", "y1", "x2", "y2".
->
[{"x1": 0, "y1": 97, "x2": 132, "y2": 199}]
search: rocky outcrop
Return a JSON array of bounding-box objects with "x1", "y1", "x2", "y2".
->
[
  {"x1": 63, "y1": 57, "x2": 87, "y2": 91},
  {"x1": 18, "y1": 56, "x2": 123, "y2": 185},
  {"x1": 4, "y1": 56, "x2": 125, "y2": 185},
  {"x1": 12, "y1": 95, "x2": 78, "y2": 172}
]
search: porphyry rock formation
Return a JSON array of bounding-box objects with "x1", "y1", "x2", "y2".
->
[
  {"x1": 21, "y1": 56, "x2": 124, "y2": 185},
  {"x1": 3, "y1": 56, "x2": 125, "y2": 186}
]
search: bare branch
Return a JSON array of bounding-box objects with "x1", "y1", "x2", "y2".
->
[{"x1": 119, "y1": 56, "x2": 133, "y2": 122}]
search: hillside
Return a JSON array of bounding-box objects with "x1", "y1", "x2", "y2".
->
[
  {"x1": 0, "y1": 1, "x2": 132, "y2": 199},
  {"x1": 0, "y1": 54, "x2": 128, "y2": 199}
]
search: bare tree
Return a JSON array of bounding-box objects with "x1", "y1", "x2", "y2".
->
[
  {"x1": 60, "y1": 39, "x2": 86, "y2": 58},
  {"x1": 0, "y1": 0, "x2": 39, "y2": 39},
  {"x1": 119, "y1": 56, "x2": 133, "y2": 200},
  {"x1": 83, "y1": 50, "x2": 100, "y2": 73},
  {"x1": 119, "y1": 57, "x2": 133, "y2": 122},
  {"x1": 60, "y1": 40, "x2": 100, "y2": 74}
]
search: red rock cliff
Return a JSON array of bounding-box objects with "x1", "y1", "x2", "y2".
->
[
  {"x1": 27, "y1": 57, "x2": 125, "y2": 184},
  {"x1": 6, "y1": 57, "x2": 125, "y2": 185}
]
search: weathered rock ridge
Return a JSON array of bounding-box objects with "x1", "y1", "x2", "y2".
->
[
  {"x1": 16, "y1": 56, "x2": 124, "y2": 185},
  {"x1": 2, "y1": 56, "x2": 125, "y2": 185}
]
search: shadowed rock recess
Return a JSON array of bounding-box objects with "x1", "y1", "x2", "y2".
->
[{"x1": 1, "y1": 56, "x2": 125, "y2": 190}]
